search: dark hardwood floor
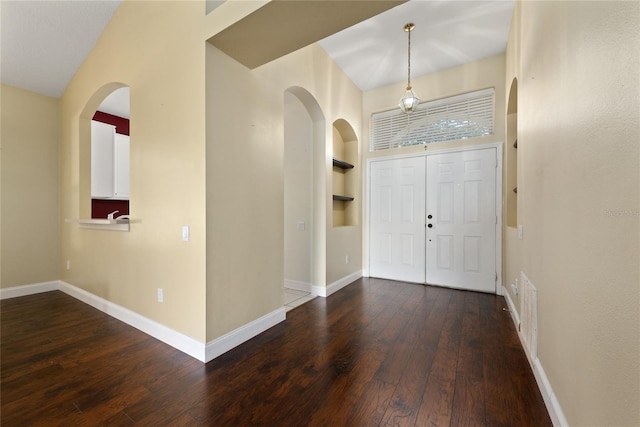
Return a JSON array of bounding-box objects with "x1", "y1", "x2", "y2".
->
[{"x1": 1, "y1": 278, "x2": 552, "y2": 426}]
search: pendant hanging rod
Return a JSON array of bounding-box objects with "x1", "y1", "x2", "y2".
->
[
  {"x1": 405, "y1": 22, "x2": 414, "y2": 89},
  {"x1": 399, "y1": 22, "x2": 420, "y2": 113}
]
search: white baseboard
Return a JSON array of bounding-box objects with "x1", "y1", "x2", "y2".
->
[
  {"x1": 284, "y1": 279, "x2": 312, "y2": 293},
  {"x1": 502, "y1": 286, "x2": 568, "y2": 427},
  {"x1": 533, "y1": 358, "x2": 569, "y2": 427},
  {"x1": 57, "y1": 281, "x2": 207, "y2": 361},
  {"x1": 205, "y1": 307, "x2": 286, "y2": 362},
  {"x1": 2, "y1": 280, "x2": 287, "y2": 365},
  {"x1": 0, "y1": 281, "x2": 59, "y2": 299},
  {"x1": 313, "y1": 270, "x2": 362, "y2": 298}
]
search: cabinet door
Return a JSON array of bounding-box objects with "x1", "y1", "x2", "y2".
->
[
  {"x1": 91, "y1": 120, "x2": 115, "y2": 198},
  {"x1": 114, "y1": 134, "x2": 130, "y2": 199}
]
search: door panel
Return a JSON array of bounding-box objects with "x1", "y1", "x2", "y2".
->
[
  {"x1": 436, "y1": 235, "x2": 454, "y2": 270},
  {"x1": 426, "y1": 148, "x2": 496, "y2": 292},
  {"x1": 370, "y1": 157, "x2": 426, "y2": 283}
]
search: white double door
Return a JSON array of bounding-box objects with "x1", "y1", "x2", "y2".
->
[{"x1": 369, "y1": 148, "x2": 497, "y2": 293}]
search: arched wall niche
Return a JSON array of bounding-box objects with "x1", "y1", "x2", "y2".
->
[
  {"x1": 333, "y1": 118, "x2": 357, "y2": 142},
  {"x1": 78, "y1": 82, "x2": 130, "y2": 219},
  {"x1": 332, "y1": 118, "x2": 358, "y2": 227},
  {"x1": 506, "y1": 77, "x2": 518, "y2": 227},
  {"x1": 284, "y1": 86, "x2": 327, "y2": 289}
]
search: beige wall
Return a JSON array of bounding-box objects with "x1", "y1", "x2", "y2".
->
[
  {"x1": 1, "y1": 84, "x2": 60, "y2": 287},
  {"x1": 59, "y1": 1, "x2": 207, "y2": 342},
  {"x1": 205, "y1": 41, "x2": 363, "y2": 340},
  {"x1": 507, "y1": 1, "x2": 640, "y2": 424}
]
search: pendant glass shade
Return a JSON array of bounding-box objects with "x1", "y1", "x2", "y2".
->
[{"x1": 399, "y1": 85, "x2": 420, "y2": 113}]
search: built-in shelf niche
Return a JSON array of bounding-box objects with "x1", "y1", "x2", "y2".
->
[
  {"x1": 332, "y1": 119, "x2": 358, "y2": 227},
  {"x1": 332, "y1": 158, "x2": 355, "y2": 202}
]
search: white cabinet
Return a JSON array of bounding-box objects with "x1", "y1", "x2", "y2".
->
[
  {"x1": 91, "y1": 121, "x2": 115, "y2": 198},
  {"x1": 114, "y1": 134, "x2": 130, "y2": 198},
  {"x1": 91, "y1": 120, "x2": 129, "y2": 200}
]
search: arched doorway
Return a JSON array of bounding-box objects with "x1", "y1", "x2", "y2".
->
[{"x1": 283, "y1": 87, "x2": 325, "y2": 310}]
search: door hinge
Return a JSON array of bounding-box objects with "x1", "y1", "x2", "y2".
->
[{"x1": 495, "y1": 272, "x2": 498, "y2": 283}]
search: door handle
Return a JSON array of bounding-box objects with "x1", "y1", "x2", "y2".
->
[
  {"x1": 428, "y1": 224, "x2": 433, "y2": 228},
  {"x1": 427, "y1": 214, "x2": 433, "y2": 219}
]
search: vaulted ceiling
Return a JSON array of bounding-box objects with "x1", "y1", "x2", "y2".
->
[{"x1": 0, "y1": 0, "x2": 513, "y2": 98}]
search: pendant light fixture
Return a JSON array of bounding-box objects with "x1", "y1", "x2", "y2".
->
[{"x1": 399, "y1": 22, "x2": 420, "y2": 113}]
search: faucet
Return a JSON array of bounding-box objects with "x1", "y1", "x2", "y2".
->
[{"x1": 107, "y1": 210, "x2": 119, "y2": 220}]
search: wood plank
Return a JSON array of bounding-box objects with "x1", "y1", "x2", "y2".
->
[
  {"x1": 378, "y1": 287, "x2": 450, "y2": 425},
  {"x1": 450, "y1": 292, "x2": 488, "y2": 426},
  {"x1": 415, "y1": 289, "x2": 466, "y2": 426}
]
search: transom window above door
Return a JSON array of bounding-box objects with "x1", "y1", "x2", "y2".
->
[{"x1": 369, "y1": 88, "x2": 495, "y2": 151}]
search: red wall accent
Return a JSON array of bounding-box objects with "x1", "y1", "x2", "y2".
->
[
  {"x1": 93, "y1": 111, "x2": 130, "y2": 136},
  {"x1": 92, "y1": 199, "x2": 130, "y2": 219}
]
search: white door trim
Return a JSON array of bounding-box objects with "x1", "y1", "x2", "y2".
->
[{"x1": 365, "y1": 142, "x2": 503, "y2": 294}]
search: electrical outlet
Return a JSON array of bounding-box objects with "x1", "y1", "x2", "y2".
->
[
  {"x1": 182, "y1": 226, "x2": 190, "y2": 242},
  {"x1": 517, "y1": 224, "x2": 524, "y2": 240},
  {"x1": 66, "y1": 260, "x2": 71, "y2": 270},
  {"x1": 157, "y1": 288, "x2": 164, "y2": 303},
  {"x1": 345, "y1": 255, "x2": 350, "y2": 264}
]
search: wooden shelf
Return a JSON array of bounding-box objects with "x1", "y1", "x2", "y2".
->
[
  {"x1": 333, "y1": 195, "x2": 354, "y2": 202},
  {"x1": 332, "y1": 158, "x2": 354, "y2": 170}
]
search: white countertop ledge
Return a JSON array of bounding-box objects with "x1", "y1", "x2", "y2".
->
[{"x1": 66, "y1": 218, "x2": 140, "y2": 232}]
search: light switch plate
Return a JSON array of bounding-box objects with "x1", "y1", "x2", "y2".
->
[{"x1": 182, "y1": 225, "x2": 190, "y2": 242}]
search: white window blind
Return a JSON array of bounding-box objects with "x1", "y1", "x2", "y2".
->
[{"x1": 370, "y1": 88, "x2": 495, "y2": 151}]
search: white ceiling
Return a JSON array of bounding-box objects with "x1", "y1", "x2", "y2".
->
[
  {"x1": 1, "y1": 0, "x2": 513, "y2": 101},
  {"x1": 318, "y1": 0, "x2": 514, "y2": 92},
  {"x1": 1, "y1": 0, "x2": 122, "y2": 99}
]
